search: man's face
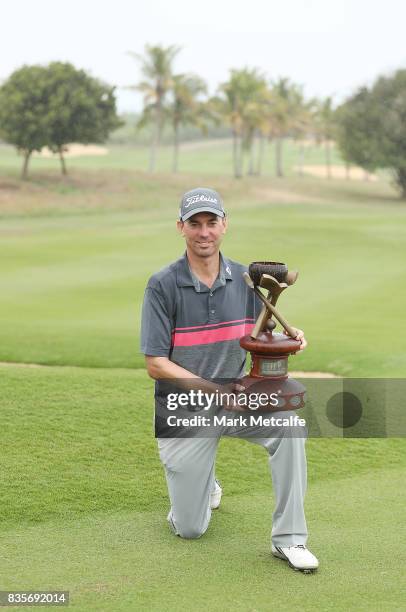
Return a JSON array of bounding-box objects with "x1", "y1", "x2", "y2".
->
[{"x1": 177, "y1": 212, "x2": 227, "y2": 258}]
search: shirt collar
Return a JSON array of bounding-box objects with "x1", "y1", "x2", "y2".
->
[
  {"x1": 220, "y1": 254, "x2": 233, "y2": 283},
  {"x1": 176, "y1": 252, "x2": 233, "y2": 291}
]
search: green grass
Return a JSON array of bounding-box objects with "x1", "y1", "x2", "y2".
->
[
  {"x1": 0, "y1": 167, "x2": 405, "y2": 375},
  {"x1": 0, "y1": 364, "x2": 405, "y2": 611},
  {"x1": 1, "y1": 470, "x2": 404, "y2": 612},
  {"x1": 0, "y1": 142, "x2": 405, "y2": 610},
  {"x1": 2, "y1": 364, "x2": 404, "y2": 527},
  {"x1": 0, "y1": 139, "x2": 346, "y2": 177}
]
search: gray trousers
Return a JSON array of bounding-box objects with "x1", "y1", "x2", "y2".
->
[{"x1": 158, "y1": 410, "x2": 308, "y2": 547}]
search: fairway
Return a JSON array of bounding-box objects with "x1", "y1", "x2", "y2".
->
[
  {"x1": 1, "y1": 142, "x2": 405, "y2": 610},
  {"x1": 0, "y1": 151, "x2": 406, "y2": 376}
]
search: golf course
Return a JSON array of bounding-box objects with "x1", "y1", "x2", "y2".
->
[{"x1": 1, "y1": 140, "x2": 405, "y2": 611}]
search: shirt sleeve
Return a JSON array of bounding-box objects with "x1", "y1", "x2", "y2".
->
[{"x1": 140, "y1": 284, "x2": 173, "y2": 357}]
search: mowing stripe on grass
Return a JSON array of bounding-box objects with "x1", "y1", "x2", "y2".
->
[{"x1": 0, "y1": 468, "x2": 404, "y2": 611}]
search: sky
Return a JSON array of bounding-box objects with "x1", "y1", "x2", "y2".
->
[{"x1": 2, "y1": 0, "x2": 405, "y2": 113}]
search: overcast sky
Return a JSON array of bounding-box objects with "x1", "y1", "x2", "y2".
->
[{"x1": 2, "y1": 0, "x2": 405, "y2": 113}]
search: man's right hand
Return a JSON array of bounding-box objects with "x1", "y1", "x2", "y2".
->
[{"x1": 220, "y1": 381, "x2": 247, "y2": 411}]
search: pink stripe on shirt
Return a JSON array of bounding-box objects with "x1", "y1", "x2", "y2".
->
[
  {"x1": 172, "y1": 322, "x2": 255, "y2": 347},
  {"x1": 174, "y1": 318, "x2": 254, "y2": 332}
]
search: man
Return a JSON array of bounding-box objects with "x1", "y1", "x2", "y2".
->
[{"x1": 141, "y1": 187, "x2": 319, "y2": 572}]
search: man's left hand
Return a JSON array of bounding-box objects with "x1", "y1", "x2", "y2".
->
[{"x1": 283, "y1": 327, "x2": 307, "y2": 351}]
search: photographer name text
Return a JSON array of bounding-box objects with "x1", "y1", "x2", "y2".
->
[{"x1": 166, "y1": 414, "x2": 306, "y2": 428}]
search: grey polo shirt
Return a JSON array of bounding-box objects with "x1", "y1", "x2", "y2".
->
[{"x1": 141, "y1": 252, "x2": 260, "y2": 380}]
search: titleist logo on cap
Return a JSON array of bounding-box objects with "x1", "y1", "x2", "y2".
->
[{"x1": 184, "y1": 194, "x2": 218, "y2": 208}]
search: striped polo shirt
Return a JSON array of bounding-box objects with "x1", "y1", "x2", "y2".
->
[{"x1": 141, "y1": 252, "x2": 260, "y2": 380}]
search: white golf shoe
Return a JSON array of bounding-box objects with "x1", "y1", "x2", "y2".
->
[
  {"x1": 272, "y1": 544, "x2": 319, "y2": 573},
  {"x1": 210, "y1": 479, "x2": 222, "y2": 510}
]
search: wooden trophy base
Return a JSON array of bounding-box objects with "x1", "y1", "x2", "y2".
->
[{"x1": 239, "y1": 332, "x2": 305, "y2": 413}]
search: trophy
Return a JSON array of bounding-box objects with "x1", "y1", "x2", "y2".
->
[{"x1": 239, "y1": 261, "x2": 306, "y2": 412}]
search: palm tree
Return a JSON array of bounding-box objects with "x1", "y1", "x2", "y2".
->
[
  {"x1": 167, "y1": 74, "x2": 208, "y2": 173},
  {"x1": 314, "y1": 97, "x2": 336, "y2": 179},
  {"x1": 216, "y1": 72, "x2": 244, "y2": 178},
  {"x1": 268, "y1": 79, "x2": 289, "y2": 177},
  {"x1": 217, "y1": 68, "x2": 268, "y2": 178},
  {"x1": 254, "y1": 87, "x2": 275, "y2": 176},
  {"x1": 241, "y1": 75, "x2": 269, "y2": 176},
  {"x1": 128, "y1": 44, "x2": 180, "y2": 172},
  {"x1": 290, "y1": 95, "x2": 317, "y2": 177},
  {"x1": 268, "y1": 78, "x2": 303, "y2": 177}
]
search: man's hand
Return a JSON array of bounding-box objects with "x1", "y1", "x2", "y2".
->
[
  {"x1": 220, "y1": 381, "x2": 247, "y2": 411},
  {"x1": 283, "y1": 327, "x2": 307, "y2": 351}
]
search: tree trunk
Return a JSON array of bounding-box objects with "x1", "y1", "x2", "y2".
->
[
  {"x1": 256, "y1": 134, "x2": 265, "y2": 176},
  {"x1": 275, "y1": 137, "x2": 283, "y2": 177},
  {"x1": 248, "y1": 138, "x2": 255, "y2": 176},
  {"x1": 232, "y1": 131, "x2": 238, "y2": 178},
  {"x1": 345, "y1": 163, "x2": 351, "y2": 180},
  {"x1": 396, "y1": 168, "x2": 406, "y2": 199},
  {"x1": 149, "y1": 104, "x2": 162, "y2": 173},
  {"x1": 237, "y1": 136, "x2": 244, "y2": 178},
  {"x1": 297, "y1": 142, "x2": 304, "y2": 177},
  {"x1": 172, "y1": 122, "x2": 179, "y2": 173},
  {"x1": 58, "y1": 148, "x2": 67, "y2": 175},
  {"x1": 233, "y1": 132, "x2": 243, "y2": 179},
  {"x1": 325, "y1": 140, "x2": 331, "y2": 179},
  {"x1": 364, "y1": 170, "x2": 370, "y2": 182},
  {"x1": 149, "y1": 128, "x2": 157, "y2": 173},
  {"x1": 21, "y1": 150, "x2": 31, "y2": 180}
]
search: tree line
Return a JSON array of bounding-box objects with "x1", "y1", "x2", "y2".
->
[
  {"x1": 130, "y1": 45, "x2": 406, "y2": 196},
  {"x1": 0, "y1": 46, "x2": 405, "y2": 197}
]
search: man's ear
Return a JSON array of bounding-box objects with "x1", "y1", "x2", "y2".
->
[
  {"x1": 176, "y1": 219, "x2": 184, "y2": 235},
  {"x1": 222, "y1": 217, "x2": 228, "y2": 234}
]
